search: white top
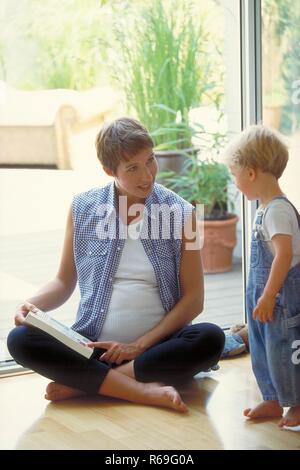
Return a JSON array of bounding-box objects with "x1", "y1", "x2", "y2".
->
[
  {"x1": 97, "y1": 218, "x2": 165, "y2": 343},
  {"x1": 258, "y1": 198, "x2": 300, "y2": 267}
]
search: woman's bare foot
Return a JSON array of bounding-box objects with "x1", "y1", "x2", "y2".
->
[
  {"x1": 45, "y1": 382, "x2": 86, "y2": 401},
  {"x1": 143, "y1": 383, "x2": 188, "y2": 413},
  {"x1": 45, "y1": 379, "x2": 187, "y2": 412},
  {"x1": 244, "y1": 400, "x2": 283, "y2": 419},
  {"x1": 278, "y1": 405, "x2": 300, "y2": 428}
]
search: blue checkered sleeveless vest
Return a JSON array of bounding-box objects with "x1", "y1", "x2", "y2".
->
[{"x1": 71, "y1": 182, "x2": 194, "y2": 340}]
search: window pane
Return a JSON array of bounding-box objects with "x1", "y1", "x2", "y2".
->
[
  {"x1": 193, "y1": 0, "x2": 244, "y2": 328},
  {"x1": 0, "y1": 0, "x2": 245, "y2": 367},
  {"x1": 262, "y1": 0, "x2": 300, "y2": 210}
]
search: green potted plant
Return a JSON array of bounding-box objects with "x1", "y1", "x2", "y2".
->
[
  {"x1": 161, "y1": 138, "x2": 238, "y2": 273},
  {"x1": 113, "y1": 0, "x2": 218, "y2": 173}
]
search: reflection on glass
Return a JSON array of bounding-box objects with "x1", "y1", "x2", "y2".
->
[{"x1": 262, "y1": 0, "x2": 300, "y2": 211}]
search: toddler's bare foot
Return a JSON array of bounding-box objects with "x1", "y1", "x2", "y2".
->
[
  {"x1": 244, "y1": 400, "x2": 283, "y2": 419},
  {"x1": 278, "y1": 405, "x2": 300, "y2": 428},
  {"x1": 230, "y1": 323, "x2": 245, "y2": 334},
  {"x1": 143, "y1": 383, "x2": 188, "y2": 413},
  {"x1": 230, "y1": 324, "x2": 249, "y2": 348},
  {"x1": 235, "y1": 326, "x2": 249, "y2": 348},
  {"x1": 45, "y1": 382, "x2": 86, "y2": 401}
]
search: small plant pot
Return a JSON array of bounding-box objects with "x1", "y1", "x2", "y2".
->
[
  {"x1": 156, "y1": 147, "x2": 196, "y2": 173},
  {"x1": 201, "y1": 215, "x2": 238, "y2": 273}
]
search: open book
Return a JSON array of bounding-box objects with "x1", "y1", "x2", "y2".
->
[{"x1": 24, "y1": 308, "x2": 94, "y2": 359}]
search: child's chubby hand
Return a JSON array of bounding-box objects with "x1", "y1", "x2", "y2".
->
[{"x1": 253, "y1": 294, "x2": 276, "y2": 323}]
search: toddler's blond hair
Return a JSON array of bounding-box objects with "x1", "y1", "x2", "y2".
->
[{"x1": 223, "y1": 125, "x2": 289, "y2": 178}]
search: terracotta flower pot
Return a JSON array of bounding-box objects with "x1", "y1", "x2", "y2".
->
[{"x1": 201, "y1": 215, "x2": 238, "y2": 273}]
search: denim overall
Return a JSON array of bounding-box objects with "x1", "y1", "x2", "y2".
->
[{"x1": 247, "y1": 196, "x2": 300, "y2": 407}]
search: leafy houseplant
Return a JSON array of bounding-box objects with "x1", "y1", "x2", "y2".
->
[
  {"x1": 162, "y1": 154, "x2": 234, "y2": 218},
  {"x1": 113, "y1": 0, "x2": 218, "y2": 172},
  {"x1": 162, "y1": 150, "x2": 238, "y2": 273}
]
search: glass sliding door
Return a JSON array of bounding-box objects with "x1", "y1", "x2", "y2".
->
[
  {"x1": 0, "y1": 0, "x2": 262, "y2": 372},
  {"x1": 195, "y1": 0, "x2": 244, "y2": 329},
  {"x1": 262, "y1": 0, "x2": 300, "y2": 211}
]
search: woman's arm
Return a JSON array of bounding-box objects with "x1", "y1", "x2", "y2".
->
[
  {"x1": 15, "y1": 206, "x2": 77, "y2": 325},
  {"x1": 253, "y1": 233, "x2": 293, "y2": 322}
]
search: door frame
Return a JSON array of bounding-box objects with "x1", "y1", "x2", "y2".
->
[{"x1": 240, "y1": 0, "x2": 262, "y2": 321}]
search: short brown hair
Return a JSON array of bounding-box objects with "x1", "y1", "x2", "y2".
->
[
  {"x1": 95, "y1": 117, "x2": 154, "y2": 173},
  {"x1": 223, "y1": 124, "x2": 289, "y2": 178}
]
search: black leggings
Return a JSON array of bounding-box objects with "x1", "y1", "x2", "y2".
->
[{"x1": 7, "y1": 323, "x2": 225, "y2": 394}]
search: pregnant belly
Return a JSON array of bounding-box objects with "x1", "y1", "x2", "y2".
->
[{"x1": 97, "y1": 281, "x2": 165, "y2": 343}]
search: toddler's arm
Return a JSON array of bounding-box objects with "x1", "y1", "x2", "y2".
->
[{"x1": 253, "y1": 234, "x2": 292, "y2": 322}]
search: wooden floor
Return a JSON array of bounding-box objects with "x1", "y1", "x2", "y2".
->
[{"x1": 1, "y1": 355, "x2": 299, "y2": 450}]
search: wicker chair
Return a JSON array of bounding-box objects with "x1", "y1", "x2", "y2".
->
[{"x1": 0, "y1": 82, "x2": 119, "y2": 169}]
